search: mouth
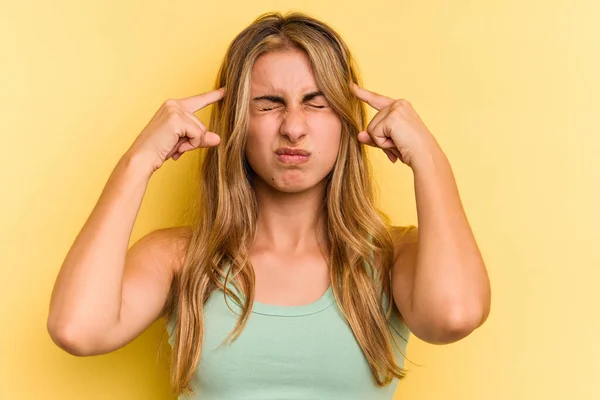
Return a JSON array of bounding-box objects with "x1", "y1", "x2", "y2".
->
[{"x1": 275, "y1": 147, "x2": 311, "y2": 164}]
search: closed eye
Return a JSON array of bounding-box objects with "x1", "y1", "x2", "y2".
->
[
  {"x1": 260, "y1": 104, "x2": 326, "y2": 111},
  {"x1": 253, "y1": 90, "x2": 331, "y2": 112}
]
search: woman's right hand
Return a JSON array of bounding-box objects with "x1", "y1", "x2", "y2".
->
[{"x1": 126, "y1": 87, "x2": 226, "y2": 173}]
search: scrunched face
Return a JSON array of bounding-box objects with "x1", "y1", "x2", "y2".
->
[{"x1": 245, "y1": 48, "x2": 343, "y2": 194}]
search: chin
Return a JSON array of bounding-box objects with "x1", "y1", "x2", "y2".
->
[
  {"x1": 267, "y1": 171, "x2": 327, "y2": 194},
  {"x1": 272, "y1": 179, "x2": 314, "y2": 194}
]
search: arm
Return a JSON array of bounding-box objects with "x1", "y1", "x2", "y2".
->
[
  {"x1": 47, "y1": 89, "x2": 225, "y2": 356},
  {"x1": 348, "y1": 83, "x2": 491, "y2": 345},
  {"x1": 391, "y1": 145, "x2": 491, "y2": 345},
  {"x1": 46, "y1": 152, "x2": 185, "y2": 356}
]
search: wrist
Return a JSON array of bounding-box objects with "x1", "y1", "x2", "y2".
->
[
  {"x1": 118, "y1": 150, "x2": 155, "y2": 179},
  {"x1": 408, "y1": 140, "x2": 448, "y2": 173}
]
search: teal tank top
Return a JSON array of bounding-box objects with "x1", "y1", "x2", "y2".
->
[{"x1": 166, "y1": 258, "x2": 410, "y2": 399}]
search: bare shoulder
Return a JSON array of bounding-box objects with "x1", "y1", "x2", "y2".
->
[
  {"x1": 130, "y1": 225, "x2": 192, "y2": 274},
  {"x1": 67, "y1": 226, "x2": 193, "y2": 356},
  {"x1": 390, "y1": 225, "x2": 418, "y2": 261},
  {"x1": 122, "y1": 225, "x2": 192, "y2": 323},
  {"x1": 389, "y1": 225, "x2": 418, "y2": 321}
]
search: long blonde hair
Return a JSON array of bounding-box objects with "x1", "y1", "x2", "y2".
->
[{"x1": 161, "y1": 11, "x2": 409, "y2": 397}]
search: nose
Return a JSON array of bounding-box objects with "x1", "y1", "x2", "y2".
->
[{"x1": 279, "y1": 107, "x2": 308, "y2": 143}]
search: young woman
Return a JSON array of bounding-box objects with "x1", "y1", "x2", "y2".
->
[{"x1": 48, "y1": 11, "x2": 491, "y2": 399}]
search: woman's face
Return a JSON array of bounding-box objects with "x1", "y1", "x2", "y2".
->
[{"x1": 245, "y1": 48, "x2": 343, "y2": 193}]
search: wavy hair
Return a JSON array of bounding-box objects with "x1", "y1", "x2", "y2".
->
[{"x1": 161, "y1": 11, "x2": 411, "y2": 397}]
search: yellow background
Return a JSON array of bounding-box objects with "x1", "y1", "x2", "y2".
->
[{"x1": 1, "y1": 1, "x2": 598, "y2": 399}]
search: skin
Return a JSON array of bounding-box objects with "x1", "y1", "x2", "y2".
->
[
  {"x1": 46, "y1": 47, "x2": 489, "y2": 358},
  {"x1": 244, "y1": 48, "x2": 342, "y2": 305},
  {"x1": 242, "y1": 48, "x2": 491, "y2": 344},
  {"x1": 350, "y1": 84, "x2": 491, "y2": 344}
]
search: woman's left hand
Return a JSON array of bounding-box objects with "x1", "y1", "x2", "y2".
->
[{"x1": 350, "y1": 82, "x2": 439, "y2": 168}]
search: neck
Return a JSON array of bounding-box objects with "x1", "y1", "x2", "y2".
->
[{"x1": 251, "y1": 177, "x2": 329, "y2": 254}]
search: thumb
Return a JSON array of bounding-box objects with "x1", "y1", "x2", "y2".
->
[
  {"x1": 201, "y1": 131, "x2": 221, "y2": 147},
  {"x1": 357, "y1": 131, "x2": 376, "y2": 147},
  {"x1": 177, "y1": 132, "x2": 221, "y2": 153}
]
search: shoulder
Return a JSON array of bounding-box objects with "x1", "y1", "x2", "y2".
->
[
  {"x1": 130, "y1": 226, "x2": 192, "y2": 321},
  {"x1": 132, "y1": 225, "x2": 192, "y2": 276},
  {"x1": 371, "y1": 225, "x2": 417, "y2": 267},
  {"x1": 390, "y1": 225, "x2": 418, "y2": 261}
]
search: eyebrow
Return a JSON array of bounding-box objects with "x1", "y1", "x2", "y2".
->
[{"x1": 252, "y1": 90, "x2": 324, "y2": 104}]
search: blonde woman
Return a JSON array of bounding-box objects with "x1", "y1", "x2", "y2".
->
[{"x1": 48, "y1": 11, "x2": 491, "y2": 399}]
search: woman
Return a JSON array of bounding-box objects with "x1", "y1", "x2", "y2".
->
[{"x1": 47, "y1": 11, "x2": 491, "y2": 399}]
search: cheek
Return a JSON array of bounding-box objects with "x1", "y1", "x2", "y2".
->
[
  {"x1": 246, "y1": 118, "x2": 271, "y2": 151},
  {"x1": 244, "y1": 135, "x2": 266, "y2": 168},
  {"x1": 245, "y1": 120, "x2": 277, "y2": 175},
  {"x1": 311, "y1": 116, "x2": 343, "y2": 160}
]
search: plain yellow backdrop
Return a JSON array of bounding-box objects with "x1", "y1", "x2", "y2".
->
[{"x1": 1, "y1": 0, "x2": 598, "y2": 399}]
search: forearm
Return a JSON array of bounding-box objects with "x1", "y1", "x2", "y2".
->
[
  {"x1": 47, "y1": 152, "x2": 153, "y2": 339},
  {"x1": 410, "y1": 144, "x2": 491, "y2": 332}
]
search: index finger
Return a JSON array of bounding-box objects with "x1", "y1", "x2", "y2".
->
[
  {"x1": 179, "y1": 87, "x2": 226, "y2": 113},
  {"x1": 350, "y1": 82, "x2": 394, "y2": 111}
]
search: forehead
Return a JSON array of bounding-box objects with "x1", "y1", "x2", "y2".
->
[{"x1": 250, "y1": 49, "x2": 318, "y2": 93}]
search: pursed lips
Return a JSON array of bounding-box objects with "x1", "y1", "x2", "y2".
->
[{"x1": 274, "y1": 147, "x2": 311, "y2": 164}]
